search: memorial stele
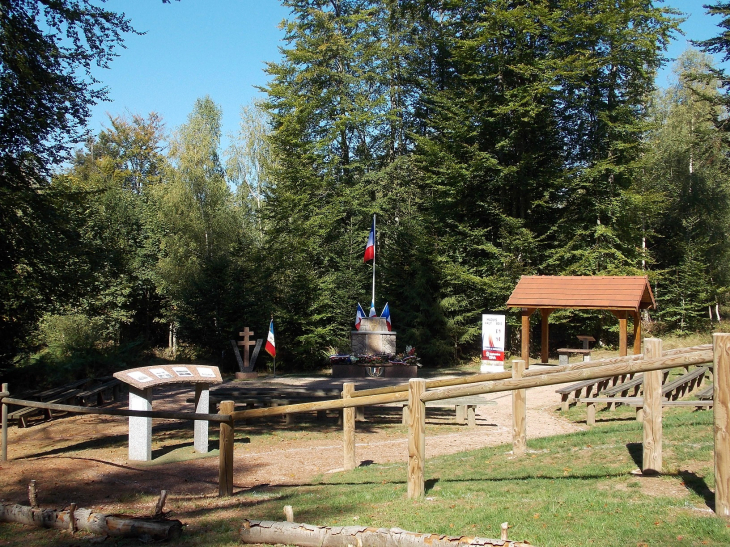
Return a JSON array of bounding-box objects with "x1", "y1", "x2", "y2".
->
[{"x1": 113, "y1": 364, "x2": 223, "y2": 462}]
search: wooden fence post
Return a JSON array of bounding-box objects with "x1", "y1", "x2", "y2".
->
[
  {"x1": 714, "y1": 333, "x2": 730, "y2": 517},
  {"x1": 642, "y1": 338, "x2": 662, "y2": 474},
  {"x1": 1, "y1": 383, "x2": 7, "y2": 462},
  {"x1": 218, "y1": 400, "x2": 235, "y2": 497},
  {"x1": 343, "y1": 383, "x2": 356, "y2": 471},
  {"x1": 407, "y1": 378, "x2": 426, "y2": 499},
  {"x1": 512, "y1": 360, "x2": 526, "y2": 456}
]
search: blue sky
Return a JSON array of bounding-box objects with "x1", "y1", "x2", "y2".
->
[{"x1": 88, "y1": 0, "x2": 730, "y2": 145}]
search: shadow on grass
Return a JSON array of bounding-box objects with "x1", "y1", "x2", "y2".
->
[
  {"x1": 679, "y1": 469, "x2": 715, "y2": 511},
  {"x1": 627, "y1": 442, "x2": 642, "y2": 468}
]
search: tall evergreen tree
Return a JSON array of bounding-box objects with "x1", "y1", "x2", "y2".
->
[{"x1": 641, "y1": 50, "x2": 730, "y2": 330}]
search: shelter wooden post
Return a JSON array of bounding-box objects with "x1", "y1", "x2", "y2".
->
[
  {"x1": 616, "y1": 311, "x2": 628, "y2": 356},
  {"x1": 218, "y1": 400, "x2": 235, "y2": 497},
  {"x1": 714, "y1": 333, "x2": 730, "y2": 517},
  {"x1": 521, "y1": 308, "x2": 535, "y2": 369},
  {"x1": 632, "y1": 311, "x2": 642, "y2": 354},
  {"x1": 1, "y1": 383, "x2": 7, "y2": 462},
  {"x1": 540, "y1": 309, "x2": 552, "y2": 364},
  {"x1": 407, "y1": 379, "x2": 426, "y2": 499},
  {"x1": 342, "y1": 383, "x2": 356, "y2": 471},
  {"x1": 512, "y1": 360, "x2": 526, "y2": 455},
  {"x1": 642, "y1": 338, "x2": 662, "y2": 474}
]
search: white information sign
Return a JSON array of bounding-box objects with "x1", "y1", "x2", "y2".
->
[
  {"x1": 196, "y1": 366, "x2": 216, "y2": 378},
  {"x1": 172, "y1": 366, "x2": 194, "y2": 377},
  {"x1": 149, "y1": 368, "x2": 173, "y2": 379},
  {"x1": 481, "y1": 314, "x2": 506, "y2": 372},
  {"x1": 128, "y1": 371, "x2": 153, "y2": 383}
]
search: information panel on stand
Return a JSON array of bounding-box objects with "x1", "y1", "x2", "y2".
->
[
  {"x1": 481, "y1": 314, "x2": 506, "y2": 372},
  {"x1": 114, "y1": 365, "x2": 223, "y2": 390}
]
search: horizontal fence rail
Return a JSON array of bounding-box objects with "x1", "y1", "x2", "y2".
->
[
  {"x1": 0, "y1": 397, "x2": 232, "y2": 424},
  {"x1": 421, "y1": 349, "x2": 713, "y2": 402},
  {"x1": 230, "y1": 391, "x2": 409, "y2": 421},
  {"x1": 351, "y1": 344, "x2": 713, "y2": 399}
]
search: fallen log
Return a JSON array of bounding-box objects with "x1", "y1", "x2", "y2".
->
[
  {"x1": 240, "y1": 519, "x2": 530, "y2": 547},
  {"x1": 0, "y1": 503, "x2": 182, "y2": 540}
]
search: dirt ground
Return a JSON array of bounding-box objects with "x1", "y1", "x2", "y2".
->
[{"x1": 0, "y1": 366, "x2": 583, "y2": 513}]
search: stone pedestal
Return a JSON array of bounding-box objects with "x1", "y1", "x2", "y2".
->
[
  {"x1": 129, "y1": 386, "x2": 153, "y2": 461},
  {"x1": 193, "y1": 383, "x2": 209, "y2": 454},
  {"x1": 351, "y1": 317, "x2": 396, "y2": 355}
]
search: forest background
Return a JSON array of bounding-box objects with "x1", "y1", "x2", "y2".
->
[{"x1": 3, "y1": 0, "x2": 730, "y2": 381}]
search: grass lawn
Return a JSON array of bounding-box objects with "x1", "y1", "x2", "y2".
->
[
  {"x1": 4, "y1": 406, "x2": 724, "y2": 546},
  {"x1": 242, "y1": 408, "x2": 727, "y2": 547}
]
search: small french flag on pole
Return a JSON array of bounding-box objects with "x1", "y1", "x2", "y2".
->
[
  {"x1": 264, "y1": 318, "x2": 276, "y2": 358},
  {"x1": 380, "y1": 302, "x2": 391, "y2": 331},
  {"x1": 363, "y1": 217, "x2": 375, "y2": 263},
  {"x1": 369, "y1": 300, "x2": 377, "y2": 317},
  {"x1": 355, "y1": 303, "x2": 366, "y2": 330}
]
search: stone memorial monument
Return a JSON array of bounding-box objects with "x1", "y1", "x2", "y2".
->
[
  {"x1": 113, "y1": 365, "x2": 223, "y2": 462},
  {"x1": 351, "y1": 317, "x2": 396, "y2": 355}
]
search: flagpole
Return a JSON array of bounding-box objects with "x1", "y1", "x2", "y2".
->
[{"x1": 372, "y1": 214, "x2": 376, "y2": 312}]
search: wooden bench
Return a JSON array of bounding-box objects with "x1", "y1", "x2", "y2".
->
[
  {"x1": 76, "y1": 379, "x2": 123, "y2": 406},
  {"x1": 697, "y1": 384, "x2": 713, "y2": 400},
  {"x1": 662, "y1": 366, "x2": 709, "y2": 400},
  {"x1": 579, "y1": 396, "x2": 713, "y2": 425},
  {"x1": 598, "y1": 371, "x2": 667, "y2": 410},
  {"x1": 556, "y1": 375, "x2": 630, "y2": 411},
  {"x1": 400, "y1": 396, "x2": 496, "y2": 428},
  {"x1": 8, "y1": 388, "x2": 85, "y2": 427},
  {"x1": 557, "y1": 348, "x2": 592, "y2": 366}
]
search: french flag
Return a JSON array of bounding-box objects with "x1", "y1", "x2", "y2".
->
[
  {"x1": 355, "y1": 303, "x2": 366, "y2": 330},
  {"x1": 264, "y1": 318, "x2": 276, "y2": 358},
  {"x1": 381, "y1": 302, "x2": 391, "y2": 331},
  {"x1": 369, "y1": 300, "x2": 377, "y2": 317},
  {"x1": 363, "y1": 217, "x2": 375, "y2": 262}
]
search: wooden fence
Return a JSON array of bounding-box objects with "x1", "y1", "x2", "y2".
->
[{"x1": 1, "y1": 337, "x2": 727, "y2": 517}]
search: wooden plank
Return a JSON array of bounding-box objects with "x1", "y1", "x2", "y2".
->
[
  {"x1": 2, "y1": 397, "x2": 232, "y2": 423},
  {"x1": 407, "y1": 379, "x2": 426, "y2": 499},
  {"x1": 714, "y1": 333, "x2": 730, "y2": 518},
  {"x1": 218, "y1": 401, "x2": 235, "y2": 497},
  {"x1": 343, "y1": 383, "x2": 356, "y2": 471},
  {"x1": 512, "y1": 360, "x2": 526, "y2": 456},
  {"x1": 643, "y1": 338, "x2": 662, "y2": 475}
]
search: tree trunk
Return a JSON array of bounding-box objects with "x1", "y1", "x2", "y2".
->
[
  {"x1": 240, "y1": 520, "x2": 530, "y2": 547},
  {"x1": 0, "y1": 503, "x2": 182, "y2": 540}
]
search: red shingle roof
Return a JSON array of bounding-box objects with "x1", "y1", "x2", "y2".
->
[{"x1": 506, "y1": 276, "x2": 656, "y2": 311}]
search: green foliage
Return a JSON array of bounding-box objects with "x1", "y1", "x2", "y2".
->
[
  {"x1": 641, "y1": 50, "x2": 730, "y2": 332},
  {"x1": 36, "y1": 313, "x2": 106, "y2": 357},
  {"x1": 0, "y1": 1, "x2": 136, "y2": 365}
]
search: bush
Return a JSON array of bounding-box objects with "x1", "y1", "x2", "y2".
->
[{"x1": 37, "y1": 313, "x2": 107, "y2": 357}]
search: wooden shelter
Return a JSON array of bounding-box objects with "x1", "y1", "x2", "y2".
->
[{"x1": 506, "y1": 276, "x2": 656, "y2": 367}]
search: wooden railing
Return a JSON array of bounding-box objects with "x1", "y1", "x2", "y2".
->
[{"x1": 1, "y1": 339, "x2": 727, "y2": 517}]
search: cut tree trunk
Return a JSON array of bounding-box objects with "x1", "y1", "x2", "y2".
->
[
  {"x1": 0, "y1": 503, "x2": 182, "y2": 540},
  {"x1": 240, "y1": 519, "x2": 530, "y2": 547}
]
